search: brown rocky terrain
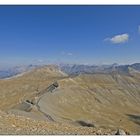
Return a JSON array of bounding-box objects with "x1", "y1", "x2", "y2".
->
[
  {"x1": 0, "y1": 65, "x2": 140, "y2": 135},
  {"x1": 0, "y1": 110, "x2": 115, "y2": 135}
]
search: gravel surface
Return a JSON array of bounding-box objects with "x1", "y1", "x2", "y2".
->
[{"x1": 0, "y1": 111, "x2": 117, "y2": 135}]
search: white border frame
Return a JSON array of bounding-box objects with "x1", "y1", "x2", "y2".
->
[{"x1": 0, "y1": 0, "x2": 140, "y2": 5}]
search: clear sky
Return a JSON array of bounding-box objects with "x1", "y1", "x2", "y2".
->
[{"x1": 0, "y1": 5, "x2": 140, "y2": 66}]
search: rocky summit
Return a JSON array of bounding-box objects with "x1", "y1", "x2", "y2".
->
[{"x1": 0, "y1": 64, "x2": 140, "y2": 135}]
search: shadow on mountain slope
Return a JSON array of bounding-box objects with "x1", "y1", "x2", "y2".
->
[
  {"x1": 126, "y1": 114, "x2": 140, "y2": 126},
  {"x1": 76, "y1": 120, "x2": 95, "y2": 127}
]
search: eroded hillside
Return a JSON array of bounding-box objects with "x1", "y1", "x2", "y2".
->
[
  {"x1": 0, "y1": 65, "x2": 140, "y2": 135},
  {"x1": 0, "y1": 65, "x2": 67, "y2": 110}
]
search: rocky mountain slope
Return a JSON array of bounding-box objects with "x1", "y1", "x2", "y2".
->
[
  {"x1": 60, "y1": 63, "x2": 140, "y2": 75},
  {"x1": 1, "y1": 63, "x2": 140, "y2": 79},
  {"x1": 0, "y1": 65, "x2": 40, "y2": 79},
  {"x1": 0, "y1": 64, "x2": 140, "y2": 135},
  {"x1": 0, "y1": 65, "x2": 67, "y2": 110}
]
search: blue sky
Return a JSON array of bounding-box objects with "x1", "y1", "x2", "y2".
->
[{"x1": 0, "y1": 6, "x2": 140, "y2": 66}]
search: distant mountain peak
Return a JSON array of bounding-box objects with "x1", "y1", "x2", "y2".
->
[{"x1": 0, "y1": 63, "x2": 140, "y2": 79}]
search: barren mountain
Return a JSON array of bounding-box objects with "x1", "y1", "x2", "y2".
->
[
  {"x1": 0, "y1": 65, "x2": 140, "y2": 135},
  {"x1": 0, "y1": 65, "x2": 67, "y2": 110},
  {"x1": 0, "y1": 65, "x2": 40, "y2": 79}
]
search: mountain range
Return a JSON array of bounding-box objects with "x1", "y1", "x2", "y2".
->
[
  {"x1": 60, "y1": 63, "x2": 140, "y2": 75},
  {"x1": 0, "y1": 64, "x2": 40, "y2": 79},
  {"x1": 1, "y1": 63, "x2": 140, "y2": 79},
  {"x1": 0, "y1": 63, "x2": 140, "y2": 134}
]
